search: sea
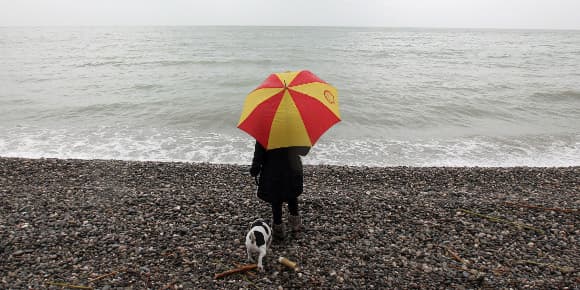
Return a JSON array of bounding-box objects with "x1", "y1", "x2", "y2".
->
[{"x1": 1, "y1": 26, "x2": 579, "y2": 167}]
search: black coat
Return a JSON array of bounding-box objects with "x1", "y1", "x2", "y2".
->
[{"x1": 250, "y1": 142, "x2": 310, "y2": 203}]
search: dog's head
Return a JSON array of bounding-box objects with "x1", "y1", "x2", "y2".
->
[
  {"x1": 250, "y1": 218, "x2": 270, "y2": 230},
  {"x1": 248, "y1": 218, "x2": 271, "y2": 246}
]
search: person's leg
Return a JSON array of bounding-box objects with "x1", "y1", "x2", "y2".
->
[
  {"x1": 287, "y1": 197, "x2": 299, "y2": 216},
  {"x1": 287, "y1": 197, "x2": 302, "y2": 232},
  {"x1": 271, "y1": 201, "x2": 283, "y2": 225},
  {"x1": 271, "y1": 201, "x2": 286, "y2": 241}
]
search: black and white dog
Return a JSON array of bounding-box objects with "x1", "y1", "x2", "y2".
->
[{"x1": 245, "y1": 218, "x2": 272, "y2": 271}]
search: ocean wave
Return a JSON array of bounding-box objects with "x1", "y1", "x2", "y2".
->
[
  {"x1": 0, "y1": 127, "x2": 578, "y2": 167},
  {"x1": 37, "y1": 102, "x2": 153, "y2": 122},
  {"x1": 16, "y1": 76, "x2": 60, "y2": 83},
  {"x1": 126, "y1": 84, "x2": 165, "y2": 91},
  {"x1": 0, "y1": 98, "x2": 37, "y2": 106},
  {"x1": 74, "y1": 60, "x2": 126, "y2": 68},
  {"x1": 71, "y1": 58, "x2": 273, "y2": 68},
  {"x1": 529, "y1": 90, "x2": 580, "y2": 102},
  {"x1": 485, "y1": 53, "x2": 513, "y2": 59}
]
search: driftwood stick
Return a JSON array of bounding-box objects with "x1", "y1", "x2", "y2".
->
[
  {"x1": 46, "y1": 282, "x2": 93, "y2": 289},
  {"x1": 278, "y1": 257, "x2": 300, "y2": 271},
  {"x1": 517, "y1": 260, "x2": 574, "y2": 273},
  {"x1": 88, "y1": 270, "x2": 121, "y2": 283},
  {"x1": 459, "y1": 209, "x2": 545, "y2": 234},
  {"x1": 504, "y1": 201, "x2": 578, "y2": 214},
  {"x1": 492, "y1": 265, "x2": 510, "y2": 276},
  {"x1": 230, "y1": 262, "x2": 259, "y2": 289},
  {"x1": 445, "y1": 246, "x2": 468, "y2": 264},
  {"x1": 214, "y1": 264, "x2": 258, "y2": 279},
  {"x1": 234, "y1": 263, "x2": 257, "y2": 277},
  {"x1": 239, "y1": 271, "x2": 260, "y2": 289},
  {"x1": 161, "y1": 281, "x2": 177, "y2": 290},
  {"x1": 448, "y1": 264, "x2": 467, "y2": 272},
  {"x1": 449, "y1": 264, "x2": 484, "y2": 277}
]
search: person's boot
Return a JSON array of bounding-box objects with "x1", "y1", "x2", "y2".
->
[
  {"x1": 288, "y1": 214, "x2": 302, "y2": 232},
  {"x1": 272, "y1": 223, "x2": 286, "y2": 241}
]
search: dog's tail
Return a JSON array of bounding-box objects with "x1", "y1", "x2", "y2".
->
[{"x1": 249, "y1": 231, "x2": 256, "y2": 243}]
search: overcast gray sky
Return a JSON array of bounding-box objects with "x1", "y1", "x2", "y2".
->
[{"x1": 1, "y1": 0, "x2": 579, "y2": 29}]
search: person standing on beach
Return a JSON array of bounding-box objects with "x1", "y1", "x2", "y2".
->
[{"x1": 250, "y1": 141, "x2": 309, "y2": 241}]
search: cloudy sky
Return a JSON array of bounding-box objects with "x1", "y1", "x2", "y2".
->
[{"x1": 1, "y1": 0, "x2": 579, "y2": 29}]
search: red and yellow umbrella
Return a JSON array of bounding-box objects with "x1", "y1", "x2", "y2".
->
[{"x1": 237, "y1": 70, "x2": 341, "y2": 150}]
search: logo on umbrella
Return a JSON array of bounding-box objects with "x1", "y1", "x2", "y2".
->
[{"x1": 324, "y1": 90, "x2": 336, "y2": 104}]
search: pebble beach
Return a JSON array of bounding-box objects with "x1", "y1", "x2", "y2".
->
[{"x1": 0, "y1": 157, "x2": 578, "y2": 289}]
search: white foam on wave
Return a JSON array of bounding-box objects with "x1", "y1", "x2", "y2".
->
[
  {"x1": 0, "y1": 127, "x2": 578, "y2": 167},
  {"x1": 0, "y1": 127, "x2": 254, "y2": 164},
  {"x1": 304, "y1": 136, "x2": 580, "y2": 167}
]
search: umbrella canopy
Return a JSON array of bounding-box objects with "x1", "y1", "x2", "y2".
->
[{"x1": 237, "y1": 70, "x2": 341, "y2": 150}]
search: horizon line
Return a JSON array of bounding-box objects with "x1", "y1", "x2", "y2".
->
[{"x1": 1, "y1": 24, "x2": 579, "y2": 32}]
